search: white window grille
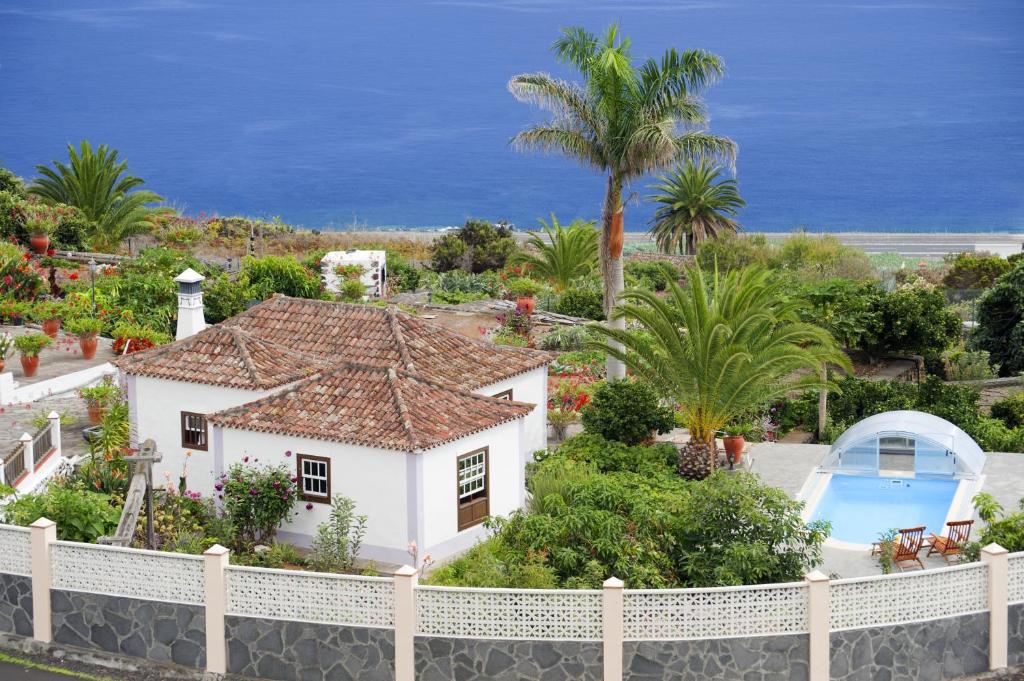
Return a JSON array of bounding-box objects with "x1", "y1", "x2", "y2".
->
[
  {"x1": 226, "y1": 566, "x2": 394, "y2": 628},
  {"x1": 0, "y1": 525, "x2": 31, "y2": 577},
  {"x1": 298, "y1": 454, "x2": 330, "y2": 500},
  {"x1": 1009, "y1": 551, "x2": 1024, "y2": 605},
  {"x1": 458, "y1": 450, "x2": 486, "y2": 501},
  {"x1": 415, "y1": 586, "x2": 603, "y2": 640},
  {"x1": 829, "y1": 562, "x2": 988, "y2": 631},
  {"x1": 50, "y1": 542, "x2": 204, "y2": 605},
  {"x1": 622, "y1": 583, "x2": 808, "y2": 640}
]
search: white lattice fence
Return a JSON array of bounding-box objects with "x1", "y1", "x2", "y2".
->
[
  {"x1": 50, "y1": 541, "x2": 204, "y2": 605},
  {"x1": 830, "y1": 562, "x2": 988, "y2": 631},
  {"x1": 226, "y1": 566, "x2": 394, "y2": 628},
  {"x1": 415, "y1": 586, "x2": 602, "y2": 640},
  {"x1": 0, "y1": 526, "x2": 31, "y2": 577},
  {"x1": 1009, "y1": 551, "x2": 1024, "y2": 605},
  {"x1": 623, "y1": 583, "x2": 808, "y2": 640}
]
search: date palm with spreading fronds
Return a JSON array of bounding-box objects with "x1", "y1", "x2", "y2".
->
[
  {"x1": 509, "y1": 24, "x2": 736, "y2": 379},
  {"x1": 591, "y1": 266, "x2": 850, "y2": 479},
  {"x1": 510, "y1": 214, "x2": 598, "y2": 290},
  {"x1": 649, "y1": 159, "x2": 745, "y2": 255},
  {"x1": 30, "y1": 141, "x2": 165, "y2": 253}
]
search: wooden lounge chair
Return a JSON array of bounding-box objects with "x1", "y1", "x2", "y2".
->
[
  {"x1": 891, "y1": 526, "x2": 926, "y2": 571},
  {"x1": 924, "y1": 520, "x2": 973, "y2": 564}
]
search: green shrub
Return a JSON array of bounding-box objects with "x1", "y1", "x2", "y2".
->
[
  {"x1": 796, "y1": 279, "x2": 880, "y2": 349},
  {"x1": 386, "y1": 252, "x2": 421, "y2": 293},
  {"x1": 340, "y1": 279, "x2": 365, "y2": 302},
  {"x1": 427, "y1": 538, "x2": 559, "y2": 589},
  {"x1": 580, "y1": 380, "x2": 675, "y2": 445},
  {"x1": 696, "y1": 233, "x2": 771, "y2": 272},
  {"x1": 217, "y1": 462, "x2": 299, "y2": 550},
  {"x1": 539, "y1": 433, "x2": 676, "y2": 476},
  {"x1": 309, "y1": 495, "x2": 368, "y2": 572},
  {"x1": 624, "y1": 260, "x2": 680, "y2": 292},
  {"x1": 202, "y1": 274, "x2": 250, "y2": 324},
  {"x1": 991, "y1": 392, "x2": 1024, "y2": 429},
  {"x1": 861, "y1": 282, "x2": 961, "y2": 360},
  {"x1": 963, "y1": 495, "x2": 1024, "y2": 557},
  {"x1": 942, "y1": 252, "x2": 1011, "y2": 290},
  {"x1": 430, "y1": 219, "x2": 516, "y2": 273},
  {"x1": 0, "y1": 168, "x2": 24, "y2": 197},
  {"x1": 942, "y1": 346, "x2": 997, "y2": 381},
  {"x1": 241, "y1": 254, "x2": 323, "y2": 300},
  {"x1": 971, "y1": 261, "x2": 1024, "y2": 376},
  {"x1": 555, "y1": 287, "x2": 604, "y2": 320},
  {"x1": 770, "y1": 232, "x2": 875, "y2": 281},
  {"x1": 3, "y1": 486, "x2": 121, "y2": 543},
  {"x1": 432, "y1": 269, "x2": 501, "y2": 297},
  {"x1": 538, "y1": 325, "x2": 593, "y2": 351}
]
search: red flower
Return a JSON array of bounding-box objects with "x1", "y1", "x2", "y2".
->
[
  {"x1": 22, "y1": 253, "x2": 31, "y2": 261},
  {"x1": 46, "y1": 248, "x2": 55, "y2": 256},
  {"x1": 69, "y1": 272, "x2": 79, "y2": 280}
]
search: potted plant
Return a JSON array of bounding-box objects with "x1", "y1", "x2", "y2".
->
[
  {"x1": 0, "y1": 332, "x2": 12, "y2": 373},
  {"x1": 1, "y1": 301, "x2": 28, "y2": 327},
  {"x1": 78, "y1": 380, "x2": 119, "y2": 425},
  {"x1": 13, "y1": 332, "x2": 51, "y2": 378},
  {"x1": 111, "y1": 321, "x2": 170, "y2": 355},
  {"x1": 34, "y1": 300, "x2": 64, "y2": 338},
  {"x1": 723, "y1": 423, "x2": 750, "y2": 465},
  {"x1": 506, "y1": 278, "x2": 542, "y2": 315},
  {"x1": 26, "y1": 216, "x2": 56, "y2": 255},
  {"x1": 65, "y1": 316, "x2": 104, "y2": 360}
]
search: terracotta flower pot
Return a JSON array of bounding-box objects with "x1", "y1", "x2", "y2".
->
[
  {"x1": 86, "y1": 399, "x2": 106, "y2": 426},
  {"x1": 723, "y1": 435, "x2": 745, "y2": 464},
  {"x1": 29, "y1": 234, "x2": 50, "y2": 255},
  {"x1": 20, "y1": 354, "x2": 39, "y2": 378},
  {"x1": 0, "y1": 359, "x2": 4, "y2": 373},
  {"x1": 42, "y1": 318, "x2": 61, "y2": 339},
  {"x1": 515, "y1": 295, "x2": 536, "y2": 315},
  {"x1": 79, "y1": 333, "x2": 99, "y2": 360}
]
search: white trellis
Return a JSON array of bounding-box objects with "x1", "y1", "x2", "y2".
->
[
  {"x1": 1009, "y1": 551, "x2": 1024, "y2": 605},
  {"x1": 0, "y1": 526, "x2": 31, "y2": 577},
  {"x1": 225, "y1": 566, "x2": 395, "y2": 628},
  {"x1": 50, "y1": 541, "x2": 205, "y2": 605},
  {"x1": 415, "y1": 586, "x2": 603, "y2": 640},
  {"x1": 622, "y1": 582, "x2": 809, "y2": 640},
  {"x1": 829, "y1": 562, "x2": 989, "y2": 631}
]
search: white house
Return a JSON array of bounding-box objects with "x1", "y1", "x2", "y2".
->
[{"x1": 117, "y1": 292, "x2": 550, "y2": 562}]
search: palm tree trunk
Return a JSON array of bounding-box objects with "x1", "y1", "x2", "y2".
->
[
  {"x1": 817, "y1": 364, "x2": 828, "y2": 441},
  {"x1": 601, "y1": 174, "x2": 626, "y2": 381}
]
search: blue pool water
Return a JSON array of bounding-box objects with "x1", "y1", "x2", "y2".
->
[{"x1": 810, "y1": 474, "x2": 959, "y2": 545}]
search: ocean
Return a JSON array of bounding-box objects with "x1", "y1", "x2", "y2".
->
[{"x1": 1, "y1": 0, "x2": 1022, "y2": 233}]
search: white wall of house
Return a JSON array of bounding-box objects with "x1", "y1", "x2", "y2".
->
[
  {"x1": 475, "y1": 365, "x2": 548, "y2": 456},
  {"x1": 125, "y1": 374, "x2": 269, "y2": 496},
  {"x1": 214, "y1": 428, "x2": 411, "y2": 565}
]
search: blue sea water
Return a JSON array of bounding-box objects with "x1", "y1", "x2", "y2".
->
[{"x1": 1, "y1": 0, "x2": 1022, "y2": 232}]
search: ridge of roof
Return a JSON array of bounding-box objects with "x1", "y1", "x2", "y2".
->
[
  {"x1": 387, "y1": 306, "x2": 416, "y2": 372},
  {"x1": 387, "y1": 366, "x2": 420, "y2": 449}
]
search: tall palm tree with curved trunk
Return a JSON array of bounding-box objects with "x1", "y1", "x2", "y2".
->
[
  {"x1": 30, "y1": 141, "x2": 165, "y2": 253},
  {"x1": 510, "y1": 214, "x2": 598, "y2": 290},
  {"x1": 509, "y1": 24, "x2": 736, "y2": 379},
  {"x1": 592, "y1": 266, "x2": 850, "y2": 479},
  {"x1": 649, "y1": 159, "x2": 745, "y2": 255}
]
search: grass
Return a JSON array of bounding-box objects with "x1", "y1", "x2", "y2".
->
[{"x1": 0, "y1": 651, "x2": 116, "y2": 680}]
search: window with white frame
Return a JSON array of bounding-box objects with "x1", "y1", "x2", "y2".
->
[
  {"x1": 457, "y1": 447, "x2": 488, "y2": 530},
  {"x1": 297, "y1": 454, "x2": 330, "y2": 502}
]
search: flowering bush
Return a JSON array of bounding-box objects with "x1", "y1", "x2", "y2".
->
[
  {"x1": 0, "y1": 243, "x2": 44, "y2": 300},
  {"x1": 217, "y1": 461, "x2": 298, "y2": 549},
  {"x1": 546, "y1": 375, "x2": 593, "y2": 440},
  {"x1": 334, "y1": 263, "x2": 365, "y2": 280}
]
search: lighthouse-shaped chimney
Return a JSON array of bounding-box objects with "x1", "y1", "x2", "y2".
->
[{"x1": 174, "y1": 268, "x2": 206, "y2": 340}]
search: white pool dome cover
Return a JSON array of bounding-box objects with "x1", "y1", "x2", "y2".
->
[{"x1": 828, "y1": 410, "x2": 986, "y2": 477}]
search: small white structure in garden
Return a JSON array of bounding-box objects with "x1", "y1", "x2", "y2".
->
[
  {"x1": 320, "y1": 250, "x2": 387, "y2": 298},
  {"x1": 117, "y1": 294, "x2": 550, "y2": 563},
  {"x1": 173, "y1": 268, "x2": 206, "y2": 340}
]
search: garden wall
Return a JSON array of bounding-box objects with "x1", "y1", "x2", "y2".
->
[
  {"x1": 622, "y1": 635, "x2": 809, "y2": 681},
  {"x1": 414, "y1": 638, "x2": 602, "y2": 681},
  {"x1": 1010, "y1": 603, "x2": 1024, "y2": 667},
  {"x1": 0, "y1": 572, "x2": 32, "y2": 636}
]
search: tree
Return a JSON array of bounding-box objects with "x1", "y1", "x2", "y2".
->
[
  {"x1": 510, "y1": 214, "x2": 598, "y2": 290},
  {"x1": 592, "y1": 266, "x2": 849, "y2": 479},
  {"x1": 29, "y1": 141, "x2": 165, "y2": 252},
  {"x1": 971, "y1": 261, "x2": 1024, "y2": 376},
  {"x1": 648, "y1": 159, "x2": 744, "y2": 255},
  {"x1": 430, "y1": 219, "x2": 516, "y2": 273},
  {"x1": 861, "y1": 281, "x2": 961, "y2": 363},
  {"x1": 509, "y1": 24, "x2": 735, "y2": 379}
]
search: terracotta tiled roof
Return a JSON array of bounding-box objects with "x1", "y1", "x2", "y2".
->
[
  {"x1": 222, "y1": 296, "x2": 550, "y2": 390},
  {"x1": 208, "y1": 363, "x2": 533, "y2": 451},
  {"x1": 116, "y1": 325, "x2": 326, "y2": 390}
]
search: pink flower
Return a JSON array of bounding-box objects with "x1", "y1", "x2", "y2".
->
[
  {"x1": 243, "y1": 456, "x2": 249, "y2": 463},
  {"x1": 284, "y1": 450, "x2": 292, "y2": 457},
  {"x1": 305, "y1": 503, "x2": 313, "y2": 510}
]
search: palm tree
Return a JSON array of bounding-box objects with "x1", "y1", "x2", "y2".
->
[
  {"x1": 509, "y1": 24, "x2": 736, "y2": 379},
  {"x1": 592, "y1": 266, "x2": 850, "y2": 479},
  {"x1": 30, "y1": 141, "x2": 165, "y2": 252},
  {"x1": 649, "y1": 159, "x2": 745, "y2": 255},
  {"x1": 510, "y1": 214, "x2": 598, "y2": 290}
]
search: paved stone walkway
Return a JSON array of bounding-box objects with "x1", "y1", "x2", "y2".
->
[{"x1": 1, "y1": 325, "x2": 115, "y2": 386}]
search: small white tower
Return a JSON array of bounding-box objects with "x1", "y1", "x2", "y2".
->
[{"x1": 174, "y1": 268, "x2": 206, "y2": 340}]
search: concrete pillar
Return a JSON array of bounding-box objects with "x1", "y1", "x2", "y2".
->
[
  {"x1": 981, "y1": 543, "x2": 1009, "y2": 670},
  {"x1": 30, "y1": 517, "x2": 56, "y2": 643},
  {"x1": 204, "y1": 544, "x2": 230, "y2": 674},
  {"x1": 19, "y1": 432, "x2": 33, "y2": 475},
  {"x1": 805, "y1": 570, "x2": 831, "y2": 681},
  {"x1": 603, "y1": 577, "x2": 624, "y2": 681},
  {"x1": 47, "y1": 411, "x2": 62, "y2": 458},
  {"x1": 393, "y1": 565, "x2": 418, "y2": 681}
]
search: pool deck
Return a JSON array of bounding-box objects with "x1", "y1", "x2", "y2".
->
[{"x1": 749, "y1": 442, "x2": 1024, "y2": 578}]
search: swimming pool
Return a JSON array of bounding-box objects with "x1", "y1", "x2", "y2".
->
[{"x1": 808, "y1": 474, "x2": 960, "y2": 545}]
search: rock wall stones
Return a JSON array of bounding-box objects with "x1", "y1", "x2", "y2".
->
[
  {"x1": 50, "y1": 590, "x2": 205, "y2": 669},
  {"x1": 0, "y1": 572, "x2": 31, "y2": 636},
  {"x1": 414, "y1": 637, "x2": 602, "y2": 681},
  {"x1": 225, "y1": 615, "x2": 395, "y2": 681},
  {"x1": 622, "y1": 635, "x2": 809, "y2": 681},
  {"x1": 829, "y1": 613, "x2": 989, "y2": 681},
  {"x1": 1010, "y1": 602, "x2": 1024, "y2": 667}
]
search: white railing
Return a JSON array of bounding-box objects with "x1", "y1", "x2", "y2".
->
[
  {"x1": 1009, "y1": 551, "x2": 1024, "y2": 605},
  {"x1": 0, "y1": 526, "x2": 31, "y2": 577},
  {"x1": 829, "y1": 562, "x2": 989, "y2": 631},
  {"x1": 226, "y1": 566, "x2": 394, "y2": 628},
  {"x1": 622, "y1": 582, "x2": 808, "y2": 641},
  {"x1": 415, "y1": 586, "x2": 603, "y2": 640},
  {"x1": 50, "y1": 541, "x2": 205, "y2": 605}
]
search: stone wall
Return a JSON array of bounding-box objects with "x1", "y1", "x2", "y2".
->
[
  {"x1": 622, "y1": 635, "x2": 809, "y2": 681},
  {"x1": 0, "y1": 572, "x2": 31, "y2": 636},
  {"x1": 829, "y1": 613, "x2": 989, "y2": 681},
  {"x1": 225, "y1": 615, "x2": 395, "y2": 681},
  {"x1": 1010, "y1": 602, "x2": 1024, "y2": 667},
  {"x1": 414, "y1": 637, "x2": 602, "y2": 681},
  {"x1": 50, "y1": 590, "x2": 205, "y2": 669}
]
